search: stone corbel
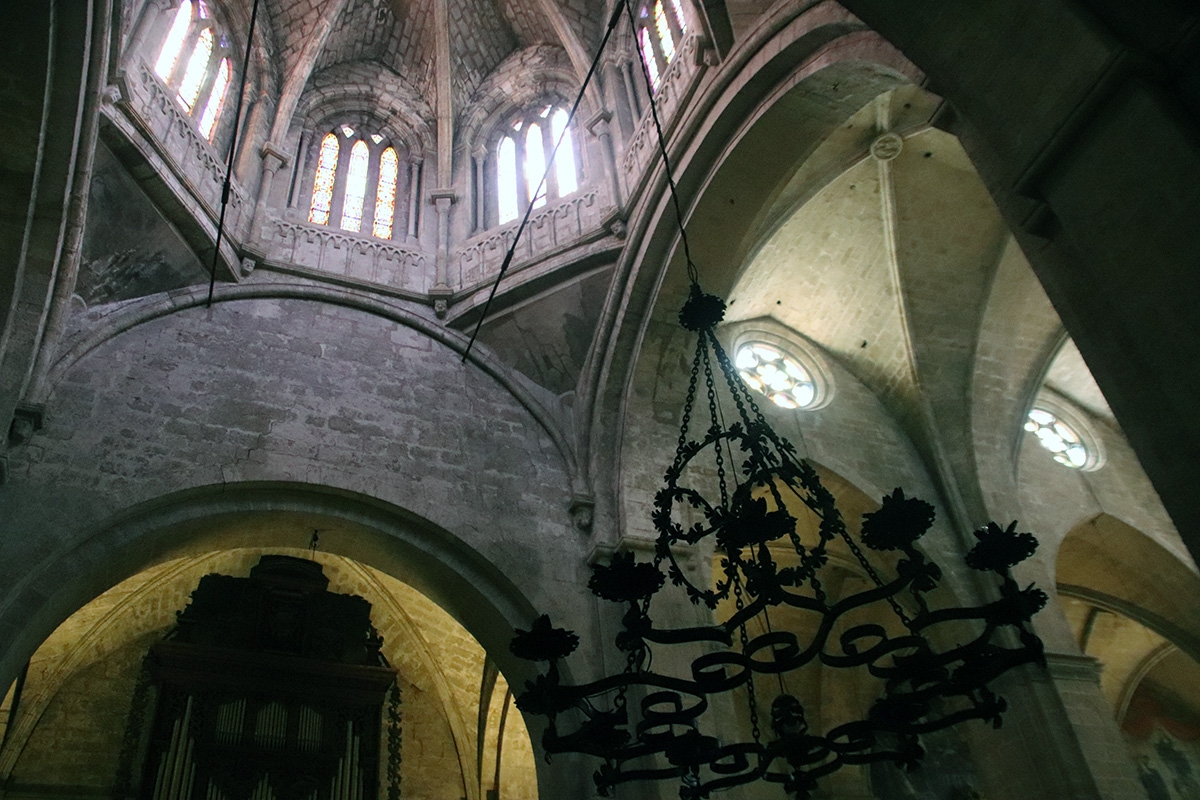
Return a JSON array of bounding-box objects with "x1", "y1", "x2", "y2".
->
[
  {"x1": 7, "y1": 403, "x2": 45, "y2": 448},
  {"x1": 103, "y1": 73, "x2": 131, "y2": 108},
  {"x1": 570, "y1": 493, "x2": 595, "y2": 533},
  {"x1": 429, "y1": 285, "x2": 452, "y2": 319}
]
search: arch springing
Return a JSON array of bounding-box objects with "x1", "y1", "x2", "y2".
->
[{"x1": 152, "y1": 0, "x2": 234, "y2": 143}]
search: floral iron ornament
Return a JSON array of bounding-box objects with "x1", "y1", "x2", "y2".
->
[{"x1": 510, "y1": 286, "x2": 1047, "y2": 800}]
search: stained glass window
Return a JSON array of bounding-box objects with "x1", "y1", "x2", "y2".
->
[
  {"x1": 669, "y1": 0, "x2": 687, "y2": 32},
  {"x1": 735, "y1": 343, "x2": 818, "y2": 409},
  {"x1": 1024, "y1": 408, "x2": 1090, "y2": 468},
  {"x1": 639, "y1": 27, "x2": 660, "y2": 88},
  {"x1": 550, "y1": 109, "x2": 577, "y2": 197},
  {"x1": 155, "y1": 0, "x2": 193, "y2": 80},
  {"x1": 373, "y1": 147, "x2": 399, "y2": 239},
  {"x1": 198, "y1": 58, "x2": 230, "y2": 140},
  {"x1": 525, "y1": 123, "x2": 546, "y2": 209},
  {"x1": 308, "y1": 133, "x2": 339, "y2": 225},
  {"x1": 177, "y1": 28, "x2": 213, "y2": 111},
  {"x1": 497, "y1": 136, "x2": 518, "y2": 225},
  {"x1": 339, "y1": 140, "x2": 370, "y2": 232},
  {"x1": 654, "y1": 0, "x2": 676, "y2": 63}
]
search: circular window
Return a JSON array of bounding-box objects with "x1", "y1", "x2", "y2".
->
[
  {"x1": 1024, "y1": 407, "x2": 1091, "y2": 469},
  {"x1": 735, "y1": 343, "x2": 818, "y2": 409}
]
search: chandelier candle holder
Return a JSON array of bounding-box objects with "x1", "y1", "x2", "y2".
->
[{"x1": 510, "y1": 284, "x2": 1048, "y2": 800}]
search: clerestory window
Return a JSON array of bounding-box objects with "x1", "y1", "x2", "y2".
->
[
  {"x1": 154, "y1": 0, "x2": 234, "y2": 142},
  {"x1": 495, "y1": 105, "x2": 579, "y2": 226},
  {"x1": 635, "y1": 0, "x2": 688, "y2": 90},
  {"x1": 307, "y1": 126, "x2": 401, "y2": 239}
]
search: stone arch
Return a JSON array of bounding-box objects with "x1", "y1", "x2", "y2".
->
[
  {"x1": 583, "y1": 6, "x2": 920, "y2": 534},
  {"x1": 298, "y1": 61, "x2": 436, "y2": 153},
  {"x1": 459, "y1": 45, "x2": 584, "y2": 149},
  {"x1": 0, "y1": 484, "x2": 572, "y2": 798},
  {"x1": 1056, "y1": 513, "x2": 1200, "y2": 661},
  {"x1": 29, "y1": 281, "x2": 580, "y2": 492}
]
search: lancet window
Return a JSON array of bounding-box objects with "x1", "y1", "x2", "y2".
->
[
  {"x1": 153, "y1": 0, "x2": 235, "y2": 141},
  {"x1": 635, "y1": 0, "x2": 688, "y2": 89},
  {"x1": 494, "y1": 105, "x2": 579, "y2": 226},
  {"x1": 306, "y1": 126, "x2": 401, "y2": 239}
]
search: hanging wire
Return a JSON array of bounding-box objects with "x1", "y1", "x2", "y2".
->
[
  {"x1": 462, "y1": 4, "x2": 626, "y2": 361},
  {"x1": 620, "y1": 0, "x2": 698, "y2": 285},
  {"x1": 206, "y1": 0, "x2": 261, "y2": 308}
]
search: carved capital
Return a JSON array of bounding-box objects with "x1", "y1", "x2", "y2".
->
[
  {"x1": 586, "y1": 110, "x2": 613, "y2": 136},
  {"x1": 260, "y1": 142, "x2": 290, "y2": 171},
  {"x1": 429, "y1": 189, "x2": 457, "y2": 210}
]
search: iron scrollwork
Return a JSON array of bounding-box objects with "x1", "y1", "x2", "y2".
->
[{"x1": 511, "y1": 286, "x2": 1047, "y2": 800}]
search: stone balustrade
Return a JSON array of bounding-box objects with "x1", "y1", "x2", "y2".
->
[
  {"x1": 621, "y1": 35, "x2": 703, "y2": 188},
  {"x1": 266, "y1": 219, "x2": 430, "y2": 293},
  {"x1": 125, "y1": 61, "x2": 247, "y2": 232},
  {"x1": 455, "y1": 188, "x2": 602, "y2": 289}
]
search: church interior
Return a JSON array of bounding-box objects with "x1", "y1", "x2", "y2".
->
[{"x1": 1, "y1": 0, "x2": 1199, "y2": 799}]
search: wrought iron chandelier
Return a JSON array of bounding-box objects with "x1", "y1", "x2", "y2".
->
[
  {"x1": 509, "y1": 283, "x2": 1048, "y2": 799},
  {"x1": 465, "y1": 1, "x2": 1049, "y2": 797}
]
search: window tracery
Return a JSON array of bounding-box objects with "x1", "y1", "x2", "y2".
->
[
  {"x1": 1025, "y1": 407, "x2": 1097, "y2": 470},
  {"x1": 494, "y1": 105, "x2": 580, "y2": 226},
  {"x1": 306, "y1": 126, "x2": 402, "y2": 240},
  {"x1": 636, "y1": 0, "x2": 688, "y2": 89},
  {"x1": 735, "y1": 342, "x2": 819, "y2": 410},
  {"x1": 153, "y1": 0, "x2": 234, "y2": 143}
]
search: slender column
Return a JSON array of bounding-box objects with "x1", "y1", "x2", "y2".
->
[
  {"x1": 587, "y1": 110, "x2": 623, "y2": 208},
  {"x1": 622, "y1": 60, "x2": 644, "y2": 119},
  {"x1": 233, "y1": 90, "x2": 269, "y2": 181},
  {"x1": 406, "y1": 158, "x2": 422, "y2": 240},
  {"x1": 361, "y1": 146, "x2": 381, "y2": 236},
  {"x1": 471, "y1": 148, "x2": 486, "y2": 233},
  {"x1": 249, "y1": 143, "x2": 288, "y2": 241},
  {"x1": 429, "y1": 189, "x2": 455, "y2": 317},
  {"x1": 288, "y1": 129, "x2": 312, "y2": 208},
  {"x1": 126, "y1": 0, "x2": 178, "y2": 68}
]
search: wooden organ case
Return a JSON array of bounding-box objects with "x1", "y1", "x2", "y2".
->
[{"x1": 140, "y1": 556, "x2": 396, "y2": 800}]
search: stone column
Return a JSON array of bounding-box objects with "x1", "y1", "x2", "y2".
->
[
  {"x1": 587, "y1": 110, "x2": 623, "y2": 209},
  {"x1": 249, "y1": 143, "x2": 288, "y2": 242},
  {"x1": 471, "y1": 147, "x2": 486, "y2": 233},
  {"x1": 429, "y1": 189, "x2": 455, "y2": 317},
  {"x1": 125, "y1": 0, "x2": 178, "y2": 69},
  {"x1": 406, "y1": 157, "x2": 423, "y2": 240},
  {"x1": 288, "y1": 130, "x2": 312, "y2": 209}
]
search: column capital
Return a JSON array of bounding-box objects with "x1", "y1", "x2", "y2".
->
[
  {"x1": 429, "y1": 189, "x2": 457, "y2": 208},
  {"x1": 260, "y1": 142, "x2": 290, "y2": 171},
  {"x1": 586, "y1": 110, "x2": 613, "y2": 136}
]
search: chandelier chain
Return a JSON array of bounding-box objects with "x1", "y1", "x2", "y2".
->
[{"x1": 621, "y1": 0, "x2": 699, "y2": 285}]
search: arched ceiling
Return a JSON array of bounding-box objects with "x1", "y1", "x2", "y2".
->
[
  {"x1": 0, "y1": 547, "x2": 513, "y2": 796},
  {"x1": 1045, "y1": 337, "x2": 1114, "y2": 420},
  {"x1": 243, "y1": 0, "x2": 599, "y2": 136},
  {"x1": 725, "y1": 90, "x2": 1010, "y2": 469}
]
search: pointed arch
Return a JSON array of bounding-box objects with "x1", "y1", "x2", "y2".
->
[{"x1": 308, "y1": 133, "x2": 340, "y2": 225}]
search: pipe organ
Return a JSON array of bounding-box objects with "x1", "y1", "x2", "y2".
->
[{"x1": 139, "y1": 557, "x2": 395, "y2": 800}]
